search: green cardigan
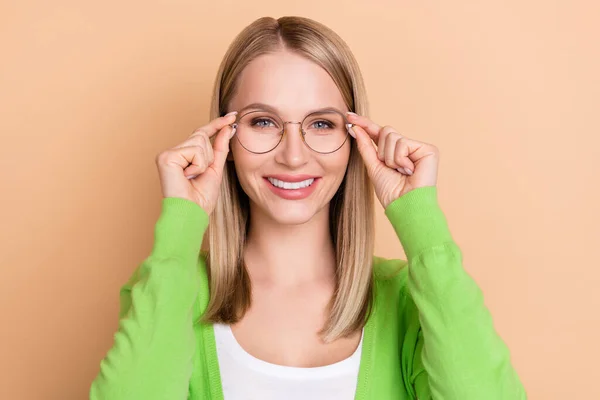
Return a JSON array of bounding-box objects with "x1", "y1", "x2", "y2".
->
[{"x1": 90, "y1": 186, "x2": 527, "y2": 399}]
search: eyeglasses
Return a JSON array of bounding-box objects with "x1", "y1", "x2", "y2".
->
[{"x1": 230, "y1": 108, "x2": 353, "y2": 154}]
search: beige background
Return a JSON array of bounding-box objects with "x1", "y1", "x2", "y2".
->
[{"x1": 1, "y1": 1, "x2": 598, "y2": 399}]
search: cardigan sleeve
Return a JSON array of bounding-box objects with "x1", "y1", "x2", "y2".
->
[
  {"x1": 89, "y1": 197, "x2": 209, "y2": 400},
  {"x1": 385, "y1": 186, "x2": 527, "y2": 400}
]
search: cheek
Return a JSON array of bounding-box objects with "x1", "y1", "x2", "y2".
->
[
  {"x1": 230, "y1": 142, "x2": 266, "y2": 192},
  {"x1": 230, "y1": 141, "x2": 256, "y2": 170},
  {"x1": 325, "y1": 145, "x2": 351, "y2": 177}
]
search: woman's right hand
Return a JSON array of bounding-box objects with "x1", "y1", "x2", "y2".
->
[{"x1": 155, "y1": 111, "x2": 237, "y2": 215}]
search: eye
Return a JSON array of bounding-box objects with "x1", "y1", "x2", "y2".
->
[
  {"x1": 310, "y1": 120, "x2": 334, "y2": 130},
  {"x1": 251, "y1": 118, "x2": 277, "y2": 128}
]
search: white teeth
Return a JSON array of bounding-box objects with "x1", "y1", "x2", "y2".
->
[{"x1": 267, "y1": 177, "x2": 315, "y2": 190}]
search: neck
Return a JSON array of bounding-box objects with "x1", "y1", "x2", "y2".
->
[{"x1": 244, "y1": 202, "x2": 336, "y2": 288}]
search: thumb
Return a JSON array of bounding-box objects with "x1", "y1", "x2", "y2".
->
[
  {"x1": 211, "y1": 124, "x2": 236, "y2": 174},
  {"x1": 350, "y1": 125, "x2": 381, "y2": 174}
]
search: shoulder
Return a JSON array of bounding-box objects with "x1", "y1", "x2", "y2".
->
[
  {"x1": 371, "y1": 255, "x2": 419, "y2": 323},
  {"x1": 372, "y1": 254, "x2": 408, "y2": 287},
  {"x1": 371, "y1": 255, "x2": 410, "y2": 303}
]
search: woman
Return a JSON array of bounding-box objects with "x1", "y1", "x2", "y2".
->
[{"x1": 90, "y1": 16, "x2": 526, "y2": 400}]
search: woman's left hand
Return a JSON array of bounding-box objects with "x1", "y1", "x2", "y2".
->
[{"x1": 347, "y1": 112, "x2": 440, "y2": 208}]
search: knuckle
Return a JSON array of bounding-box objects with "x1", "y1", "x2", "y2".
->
[
  {"x1": 190, "y1": 129, "x2": 208, "y2": 139},
  {"x1": 394, "y1": 152, "x2": 403, "y2": 164},
  {"x1": 386, "y1": 133, "x2": 397, "y2": 145},
  {"x1": 196, "y1": 145, "x2": 206, "y2": 159},
  {"x1": 427, "y1": 145, "x2": 440, "y2": 155},
  {"x1": 204, "y1": 134, "x2": 214, "y2": 151},
  {"x1": 155, "y1": 151, "x2": 169, "y2": 165},
  {"x1": 385, "y1": 153, "x2": 396, "y2": 166}
]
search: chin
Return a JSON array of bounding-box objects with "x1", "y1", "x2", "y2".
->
[{"x1": 265, "y1": 202, "x2": 319, "y2": 225}]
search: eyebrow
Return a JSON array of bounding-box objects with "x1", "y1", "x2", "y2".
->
[{"x1": 236, "y1": 102, "x2": 346, "y2": 117}]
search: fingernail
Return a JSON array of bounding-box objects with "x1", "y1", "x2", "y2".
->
[
  {"x1": 348, "y1": 126, "x2": 356, "y2": 138},
  {"x1": 229, "y1": 126, "x2": 237, "y2": 138},
  {"x1": 346, "y1": 111, "x2": 357, "y2": 116},
  {"x1": 225, "y1": 111, "x2": 238, "y2": 117},
  {"x1": 404, "y1": 168, "x2": 413, "y2": 175}
]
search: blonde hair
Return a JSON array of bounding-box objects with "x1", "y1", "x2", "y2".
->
[{"x1": 201, "y1": 16, "x2": 375, "y2": 343}]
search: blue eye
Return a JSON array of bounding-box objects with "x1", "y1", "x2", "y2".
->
[
  {"x1": 252, "y1": 118, "x2": 276, "y2": 128},
  {"x1": 311, "y1": 120, "x2": 334, "y2": 129}
]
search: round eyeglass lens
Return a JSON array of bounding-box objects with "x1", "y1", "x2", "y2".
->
[
  {"x1": 235, "y1": 111, "x2": 284, "y2": 153},
  {"x1": 302, "y1": 110, "x2": 349, "y2": 153}
]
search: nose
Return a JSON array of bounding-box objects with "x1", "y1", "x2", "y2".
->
[{"x1": 274, "y1": 122, "x2": 310, "y2": 168}]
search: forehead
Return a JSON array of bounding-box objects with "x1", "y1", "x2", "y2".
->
[{"x1": 230, "y1": 51, "x2": 347, "y2": 118}]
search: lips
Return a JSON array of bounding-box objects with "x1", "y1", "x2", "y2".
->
[
  {"x1": 267, "y1": 177, "x2": 314, "y2": 189},
  {"x1": 263, "y1": 174, "x2": 320, "y2": 182},
  {"x1": 263, "y1": 176, "x2": 320, "y2": 200}
]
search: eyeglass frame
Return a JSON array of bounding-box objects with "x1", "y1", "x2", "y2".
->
[{"x1": 225, "y1": 107, "x2": 355, "y2": 155}]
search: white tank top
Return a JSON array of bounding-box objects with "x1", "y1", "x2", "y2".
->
[{"x1": 213, "y1": 323, "x2": 363, "y2": 399}]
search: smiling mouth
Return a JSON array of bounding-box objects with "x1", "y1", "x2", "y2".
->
[{"x1": 266, "y1": 177, "x2": 316, "y2": 190}]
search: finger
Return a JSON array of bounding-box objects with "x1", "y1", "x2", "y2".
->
[
  {"x1": 176, "y1": 127, "x2": 215, "y2": 164},
  {"x1": 190, "y1": 111, "x2": 238, "y2": 139},
  {"x1": 395, "y1": 136, "x2": 439, "y2": 173},
  {"x1": 384, "y1": 131, "x2": 403, "y2": 169},
  {"x1": 183, "y1": 133, "x2": 215, "y2": 160},
  {"x1": 202, "y1": 133, "x2": 215, "y2": 166},
  {"x1": 170, "y1": 146, "x2": 209, "y2": 178},
  {"x1": 394, "y1": 139, "x2": 415, "y2": 173},
  {"x1": 349, "y1": 125, "x2": 381, "y2": 173},
  {"x1": 378, "y1": 126, "x2": 399, "y2": 162},
  {"x1": 210, "y1": 123, "x2": 236, "y2": 173},
  {"x1": 346, "y1": 112, "x2": 382, "y2": 141},
  {"x1": 186, "y1": 124, "x2": 235, "y2": 180}
]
